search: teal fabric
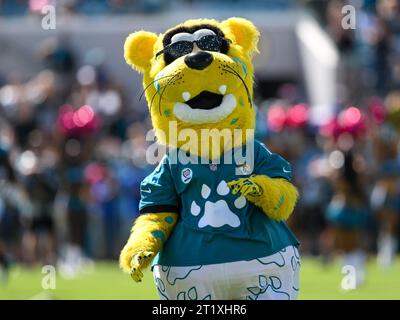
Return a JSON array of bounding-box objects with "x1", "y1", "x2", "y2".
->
[
  {"x1": 139, "y1": 140, "x2": 299, "y2": 267},
  {"x1": 326, "y1": 202, "x2": 368, "y2": 230}
]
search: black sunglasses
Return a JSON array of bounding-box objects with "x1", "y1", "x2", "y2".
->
[{"x1": 156, "y1": 35, "x2": 230, "y2": 59}]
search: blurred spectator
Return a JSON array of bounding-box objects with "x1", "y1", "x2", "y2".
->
[
  {"x1": 371, "y1": 119, "x2": 400, "y2": 268},
  {"x1": 325, "y1": 151, "x2": 369, "y2": 286},
  {"x1": 0, "y1": 135, "x2": 32, "y2": 281}
]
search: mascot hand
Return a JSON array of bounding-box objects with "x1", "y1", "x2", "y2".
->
[
  {"x1": 227, "y1": 175, "x2": 263, "y2": 201},
  {"x1": 120, "y1": 212, "x2": 178, "y2": 281},
  {"x1": 228, "y1": 175, "x2": 298, "y2": 221},
  {"x1": 130, "y1": 250, "x2": 154, "y2": 282}
]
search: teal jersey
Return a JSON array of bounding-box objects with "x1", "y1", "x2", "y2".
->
[{"x1": 139, "y1": 140, "x2": 299, "y2": 266}]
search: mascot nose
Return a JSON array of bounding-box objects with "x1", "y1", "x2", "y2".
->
[{"x1": 184, "y1": 51, "x2": 213, "y2": 70}]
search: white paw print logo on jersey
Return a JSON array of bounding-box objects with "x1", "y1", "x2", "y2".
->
[{"x1": 190, "y1": 180, "x2": 246, "y2": 228}]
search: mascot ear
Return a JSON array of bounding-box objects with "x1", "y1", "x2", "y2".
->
[
  {"x1": 124, "y1": 31, "x2": 158, "y2": 73},
  {"x1": 221, "y1": 17, "x2": 259, "y2": 56}
]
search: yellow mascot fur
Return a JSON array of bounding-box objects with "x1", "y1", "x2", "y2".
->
[{"x1": 120, "y1": 17, "x2": 300, "y2": 300}]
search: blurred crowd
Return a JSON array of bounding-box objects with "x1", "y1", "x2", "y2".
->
[
  {"x1": 0, "y1": 36, "x2": 155, "y2": 280},
  {"x1": 0, "y1": 0, "x2": 297, "y2": 16},
  {"x1": 0, "y1": 0, "x2": 173, "y2": 15},
  {"x1": 259, "y1": 0, "x2": 400, "y2": 285},
  {"x1": 0, "y1": 0, "x2": 400, "y2": 285}
]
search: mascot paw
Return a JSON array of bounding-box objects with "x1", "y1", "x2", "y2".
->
[
  {"x1": 227, "y1": 176, "x2": 263, "y2": 199},
  {"x1": 130, "y1": 250, "x2": 154, "y2": 282}
]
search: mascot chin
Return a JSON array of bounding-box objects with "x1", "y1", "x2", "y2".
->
[{"x1": 120, "y1": 17, "x2": 300, "y2": 300}]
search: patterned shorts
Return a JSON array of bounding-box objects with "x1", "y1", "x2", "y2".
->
[{"x1": 152, "y1": 245, "x2": 300, "y2": 300}]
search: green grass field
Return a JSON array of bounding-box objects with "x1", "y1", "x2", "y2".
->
[{"x1": 1, "y1": 257, "x2": 399, "y2": 300}]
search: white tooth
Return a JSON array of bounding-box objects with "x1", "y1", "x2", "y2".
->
[
  {"x1": 219, "y1": 85, "x2": 227, "y2": 95},
  {"x1": 182, "y1": 92, "x2": 191, "y2": 102}
]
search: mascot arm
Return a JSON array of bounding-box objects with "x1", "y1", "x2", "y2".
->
[
  {"x1": 228, "y1": 175, "x2": 298, "y2": 221},
  {"x1": 119, "y1": 212, "x2": 178, "y2": 282}
]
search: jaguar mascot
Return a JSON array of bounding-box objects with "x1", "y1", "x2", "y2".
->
[{"x1": 120, "y1": 17, "x2": 300, "y2": 300}]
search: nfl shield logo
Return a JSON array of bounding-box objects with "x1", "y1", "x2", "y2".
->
[
  {"x1": 237, "y1": 163, "x2": 252, "y2": 175},
  {"x1": 210, "y1": 164, "x2": 217, "y2": 171}
]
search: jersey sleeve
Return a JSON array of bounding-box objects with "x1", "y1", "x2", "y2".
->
[
  {"x1": 254, "y1": 141, "x2": 293, "y2": 181},
  {"x1": 139, "y1": 156, "x2": 180, "y2": 214}
]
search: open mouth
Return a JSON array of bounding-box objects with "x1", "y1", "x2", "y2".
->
[
  {"x1": 173, "y1": 89, "x2": 237, "y2": 124},
  {"x1": 186, "y1": 91, "x2": 223, "y2": 110}
]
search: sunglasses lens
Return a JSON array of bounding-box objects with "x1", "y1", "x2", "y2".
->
[
  {"x1": 196, "y1": 35, "x2": 222, "y2": 52},
  {"x1": 168, "y1": 41, "x2": 193, "y2": 59},
  {"x1": 159, "y1": 36, "x2": 224, "y2": 60}
]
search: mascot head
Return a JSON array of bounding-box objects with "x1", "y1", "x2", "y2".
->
[{"x1": 124, "y1": 17, "x2": 259, "y2": 159}]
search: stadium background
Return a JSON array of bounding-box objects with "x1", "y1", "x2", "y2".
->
[{"x1": 0, "y1": 0, "x2": 400, "y2": 299}]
